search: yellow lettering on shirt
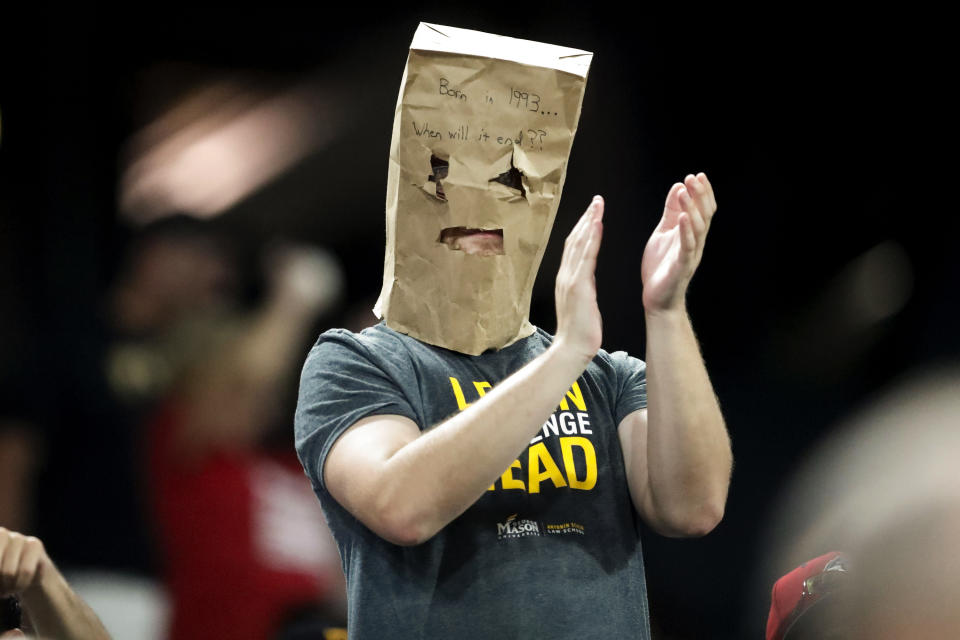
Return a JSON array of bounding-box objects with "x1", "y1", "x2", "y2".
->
[
  {"x1": 528, "y1": 442, "x2": 568, "y2": 493},
  {"x1": 451, "y1": 376, "x2": 596, "y2": 494},
  {"x1": 449, "y1": 377, "x2": 472, "y2": 410},
  {"x1": 500, "y1": 459, "x2": 525, "y2": 490},
  {"x1": 488, "y1": 437, "x2": 597, "y2": 493},
  {"x1": 558, "y1": 381, "x2": 587, "y2": 412},
  {"x1": 560, "y1": 437, "x2": 597, "y2": 490},
  {"x1": 453, "y1": 377, "x2": 585, "y2": 413}
]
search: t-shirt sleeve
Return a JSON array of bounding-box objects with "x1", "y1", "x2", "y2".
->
[
  {"x1": 294, "y1": 331, "x2": 419, "y2": 492},
  {"x1": 608, "y1": 350, "x2": 647, "y2": 424}
]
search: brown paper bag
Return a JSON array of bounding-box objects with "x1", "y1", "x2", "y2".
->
[{"x1": 374, "y1": 23, "x2": 593, "y2": 355}]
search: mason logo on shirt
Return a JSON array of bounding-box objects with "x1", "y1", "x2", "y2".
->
[
  {"x1": 496, "y1": 514, "x2": 541, "y2": 539},
  {"x1": 495, "y1": 514, "x2": 587, "y2": 540},
  {"x1": 448, "y1": 376, "x2": 597, "y2": 493}
]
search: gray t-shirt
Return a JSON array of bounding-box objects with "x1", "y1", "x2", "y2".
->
[{"x1": 295, "y1": 323, "x2": 650, "y2": 639}]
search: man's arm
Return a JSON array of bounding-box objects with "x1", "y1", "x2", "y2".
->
[
  {"x1": 619, "y1": 173, "x2": 732, "y2": 537},
  {"x1": 0, "y1": 527, "x2": 111, "y2": 639},
  {"x1": 324, "y1": 197, "x2": 607, "y2": 546}
]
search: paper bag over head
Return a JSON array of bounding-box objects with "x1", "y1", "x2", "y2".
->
[{"x1": 374, "y1": 23, "x2": 593, "y2": 355}]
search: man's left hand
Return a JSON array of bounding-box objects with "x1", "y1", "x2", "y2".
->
[
  {"x1": 0, "y1": 528, "x2": 48, "y2": 597},
  {"x1": 640, "y1": 173, "x2": 717, "y2": 312}
]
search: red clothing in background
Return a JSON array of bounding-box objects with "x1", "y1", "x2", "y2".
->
[{"x1": 149, "y1": 403, "x2": 340, "y2": 640}]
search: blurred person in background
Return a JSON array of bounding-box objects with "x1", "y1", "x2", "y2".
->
[
  {"x1": 147, "y1": 244, "x2": 347, "y2": 640},
  {"x1": 33, "y1": 216, "x2": 243, "y2": 639},
  {"x1": 0, "y1": 527, "x2": 111, "y2": 639},
  {"x1": 760, "y1": 368, "x2": 960, "y2": 639}
]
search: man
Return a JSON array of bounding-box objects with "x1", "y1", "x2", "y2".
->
[
  {"x1": 295, "y1": 24, "x2": 731, "y2": 638},
  {"x1": 0, "y1": 527, "x2": 111, "y2": 639}
]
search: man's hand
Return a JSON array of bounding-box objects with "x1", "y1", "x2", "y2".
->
[
  {"x1": 554, "y1": 196, "x2": 605, "y2": 364},
  {"x1": 0, "y1": 528, "x2": 47, "y2": 597},
  {"x1": 0, "y1": 528, "x2": 111, "y2": 639},
  {"x1": 640, "y1": 173, "x2": 717, "y2": 313}
]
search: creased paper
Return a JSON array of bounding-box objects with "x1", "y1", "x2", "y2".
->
[{"x1": 374, "y1": 23, "x2": 592, "y2": 355}]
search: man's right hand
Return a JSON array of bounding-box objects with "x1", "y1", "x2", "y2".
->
[{"x1": 554, "y1": 196, "x2": 604, "y2": 364}]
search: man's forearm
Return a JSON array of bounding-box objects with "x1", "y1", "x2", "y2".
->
[
  {"x1": 19, "y1": 566, "x2": 111, "y2": 640},
  {"x1": 643, "y1": 307, "x2": 731, "y2": 535},
  {"x1": 379, "y1": 341, "x2": 590, "y2": 544}
]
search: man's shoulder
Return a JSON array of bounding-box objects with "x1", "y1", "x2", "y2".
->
[
  {"x1": 584, "y1": 340, "x2": 645, "y2": 375},
  {"x1": 577, "y1": 345, "x2": 647, "y2": 400},
  {"x1": 306, "y1": 322, "x2": 443, "y2": 375},
  {"x1": 594, "y1": 347, "x2": 646, "y2": 371},
  {"x1": 530, "y1": 328, "x2": 642, "y2": 367},
  {"x1": 315, "y1": 322, "x2": 404, "y2": 351}
]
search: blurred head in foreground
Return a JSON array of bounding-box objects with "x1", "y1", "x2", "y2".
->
[
  {"x1": 762, "y1": 368, "x2": 960, "y2": 639},
  {"x1": 766, "y1": 551, "x2": 849, "y2": 640}
]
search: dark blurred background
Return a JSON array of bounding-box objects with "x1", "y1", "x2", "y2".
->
[{"x1": 0, "y1": 5, "x2": 954, "y2": 639}]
